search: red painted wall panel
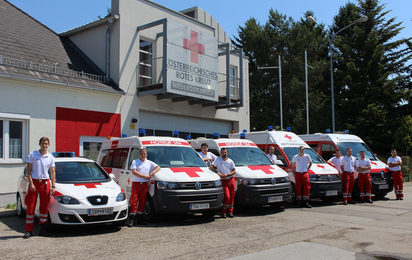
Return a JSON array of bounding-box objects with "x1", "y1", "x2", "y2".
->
[{"x1": 56, "y1": 107, "x2": 121, "y2": 155}]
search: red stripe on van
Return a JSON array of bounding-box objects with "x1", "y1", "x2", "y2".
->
[
  {"x1": 141, "y1": 140, "x2": 190, "y2": 146},
  {"x1": 217, "y1": 142, "x2": 257, "y2": 147}
]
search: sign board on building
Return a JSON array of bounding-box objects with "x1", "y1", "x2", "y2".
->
[{"x1": 167, "y1": 20, "x2": 218, "y2": 101}]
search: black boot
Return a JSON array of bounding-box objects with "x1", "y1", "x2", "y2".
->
[
  {"x1": 304, "y1": 200, "x2": 312, "y2": 208},
  {"x1": 127, "y1": 215, "x2": 135, "y2": 227},
  {"x1": 296, "y1": 200, "x2": 302, "y2": 208},
  {"x1": 38, "y1": 223, "x2": 51, "y2": 237},
  {"x1": 137, "y1": 214, "x2": 148, "y2": 225},
  {"x1": 23, "y1": 231, "x2": 32, "y2": 239}
]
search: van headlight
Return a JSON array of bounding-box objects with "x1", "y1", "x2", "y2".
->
[
  {"x1": 156, "y1": 181, "x2": 180, "y2": 190},
  {"x1": 55, "y1": 196, "x2": 80, "y2": 204},
  {"x1": 214, "y1": 180, "x2": 222, "y2": 187},
  {"x1": 238, "y1": 178, "x2": 258, "y2": 185},
  {"x1": 285, "y1": 176, "x2": 289, "y2": 182},
  {"x1": 309, "y1": 174, "x2": 318, "y2": 181},
  {"x1": 116, "y1": 192, "x2": 126, "y2": 201}
]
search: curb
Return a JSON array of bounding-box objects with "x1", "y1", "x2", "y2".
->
[{"x1": 0, "y1": 208, "x2": 16, "y2": 218}]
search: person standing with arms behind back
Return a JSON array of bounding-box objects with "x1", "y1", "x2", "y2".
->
[
  {"x1": 291, "y1": 146, "x2": 312, "y2": 208},
  {"x1": 210, "y1": 148, "x2": 236, "y2": 218},
  {"x1": 23, "y1": 137, "x2": 56, "y2": 239},
  {"x1": 267, "y1": 146, "x2": 277, "y2": 164},
  {"x1": 340, "y1": 147, "x2": 357, "y2": 205},
  {"x1": 356, "y1": 150, "x2": 372, "y2": 203},
  {"x1": 388, "y1": 149, "x2": 403, "y2": 200},
  {"x1": 128, "y1": 149, "x2": 161, "y2": 227}
]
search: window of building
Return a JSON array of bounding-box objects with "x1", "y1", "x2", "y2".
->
[
  {"x1": 230, "y1": 66, "x2": 239, "y2": 99},
  {"x1": 0, "y1": 113, "x2": 29, "y2": 163},
  {"x1": 139, "y1": 40, "x2": 154, "y2": 87},
  {"x1": 79, "y1": 136, "x2": 107, "y2": 161}
]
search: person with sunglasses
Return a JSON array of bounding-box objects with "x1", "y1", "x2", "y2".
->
[
  {"x1": 291, "y1": 146, "x2": 312, "y2": 208},
  {"x1": 387, "y1": 149, "x2": 403, "y2": 200}
]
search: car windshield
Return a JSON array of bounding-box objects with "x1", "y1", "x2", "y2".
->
[
  {"x1": 225, "y1": 147, "x2": 273, "y2": 166},
  {"x1": 145, "y1": 146, "x2": 206, "y2": 168},
  {"x1": 55, "y1": 161, "x2": 110, "y2": 183},
  {"x1": 282, "y1": 147, "x2": 325, "y2": 164},
  {"x1": 336, "y1": 142, "x2": 377, "y2": 160}
]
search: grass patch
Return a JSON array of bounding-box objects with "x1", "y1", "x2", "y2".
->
[{"x1": 5, "y1": 203, "x2": 16, "y2": 210}]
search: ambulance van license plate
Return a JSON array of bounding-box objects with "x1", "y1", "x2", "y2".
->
[
  {"x1": 190, "y1": 203, "x2": 209, "y2": 210},
  {"x1": 379, "y1": 184, "x2": 389, "y2": 189},
  {"x1": 326, "y1": 190, "x2": 338, "y2": 196},
  {"x1": 88, "y1": 207, "x2": 113, "y2": 216},
  {"x1": 268, "y1": 196, "x2": 283, "y2": 203}
]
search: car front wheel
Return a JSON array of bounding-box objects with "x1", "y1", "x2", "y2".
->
[{"x1": 16, "y1": 194, "x2": 26, "y2": 218}]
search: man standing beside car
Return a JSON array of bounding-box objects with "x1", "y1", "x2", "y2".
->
[
  {"x1": 291, "y1": 146, "x2": 312, "y2": 208},
  {"x1": 340, "y1": 147, "x2": 357, "y2": 205},
  {"x1": 356, "y1": 150, "x2": 373, "y2": 203},
  {"x1": 267, "y1": 146, "x2": 277, "y2": 164},
  {"x1": 23, "y1": 137, "x2": 56, "y2": 239},
  {"x1": 128, "y1": 148, "x2": 161, "y2": 227},
  {"x1": 328, "y1": 150, "x2": 343, "y2": 176},
  {"x1": 210, "y1": 148, "x2": 236, "y2": 218},
  {"x1": 388, "y1": 149, "x2": 403, "y2": 200},
  {"x1": 198, "y1": 143, "x2": 217, "y2": 166}
]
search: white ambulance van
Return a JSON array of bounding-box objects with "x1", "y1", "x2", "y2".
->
[
  {"x1": 233, "y1": 128, "x2": 342, "y2": 202},
  {"x1": 299, "y1": 132, "x2": 393, "y2": 197},
  {"x1": 188, "y1": 136, "x2": 292, "y2": 208},
  {"x1": 97, "y1": 134, "x2": 224, "y2": 221}
]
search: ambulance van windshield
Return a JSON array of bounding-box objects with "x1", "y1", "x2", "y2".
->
[
  {"x1": 282, "y1": 147, "x2": 325, "y2": 164},
  {"x1": 225, "y1": 147, "x2": 273, "y2": 167},
  {"x1": 336, "y1": 142, "x2": 377, "y2": 161}
]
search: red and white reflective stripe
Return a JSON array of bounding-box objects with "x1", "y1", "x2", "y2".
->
[
  {"x1": 217, "y1": 142, "x2": 257, "y2": 147},
  {"x1": 26, "y1": 214, "x2": 35, "y2": 223},
  {"x1": 141, "y1": 140, "x2": 190, "y2": 146}
]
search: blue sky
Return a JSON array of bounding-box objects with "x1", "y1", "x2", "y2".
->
[{"x1": 8, "y1": 0, "x2": 411, "y2": 42}]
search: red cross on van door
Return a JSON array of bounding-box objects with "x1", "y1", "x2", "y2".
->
[{"x1": 183, "y1": 30, "x2": 205, "y2": 64}]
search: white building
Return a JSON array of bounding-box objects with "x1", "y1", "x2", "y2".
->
[{"x1": 0, "y1": 0, "x2": 249, "y2": 204}]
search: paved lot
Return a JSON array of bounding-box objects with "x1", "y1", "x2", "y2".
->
[{"x1": 1, "y1": 183, "x2": 412, "y2": 260}]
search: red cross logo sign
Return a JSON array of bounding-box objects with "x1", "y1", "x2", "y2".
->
[
  {"x1": 127, "y1": 178, "x2": 130, "y2": 185},
  {"x1": 184, "y1": 30, "x2": 205, "y2": 64},
  {"x1": 317, "y1": 164, "x2": 325, "y2": 169},
  {"x1": 371, "y1": 162, "x2": 377, "y2": 165},
  {"x1": 284, "y1": 134, "x2": 292, "y2": 140},
  {"x1": 248, "y1": 165, "x2": 275, "y2": 174},
  {"x1": 170, "y1": 167, "x2": 202, "y2": 177},
  {"x1": 74, "y1": 183, "x2": 102, "y2": 189}
]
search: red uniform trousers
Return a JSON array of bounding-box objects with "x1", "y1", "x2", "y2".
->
[
  {"x1": 129, "y1": 182, "x2": 148, "y2": 215},
  {"x1": 25, "y1": 179, "x2": 51, "y2": 232},
  {"x1": 295, "y1": 172, "x2": 310, "y2": 200},
  {"x1": 358, "y1": 172, "x2": 372, "y2": 200},
  {"x1": 391, "y1": 171, "x2": 403, "y2": 198},
  {"x1": 221, "y1": 178, "x2": 236, "y2": 214},
  {"x1": 342, "y1": 171, "x2": 355, "y2": 202}
]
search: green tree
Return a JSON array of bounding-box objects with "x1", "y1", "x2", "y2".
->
[
  {"x1": 393, "y1": 115, "x2": 412, "y2": 156},
  {"x1": 331, "y1": 0, "x2": 412, "y2": 153}
]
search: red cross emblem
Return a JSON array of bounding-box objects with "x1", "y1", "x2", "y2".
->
[
  {"x1": 127, "y1": 178, "x2": 130, "y2": 185},
  {"x1": 317, "y1": 164, "x2": 325, "y2": 169},
  {"x1": 184, "y1": 30, "x2": 205, "y2": 64},
  {"x1": 284, "y1": 134, "x2": 292, "y2": 140},
  {"x1": 248, "y1": 165, "x2": 275, "y2": 174},
  {"x1": 371, "y1": 162, "x2": 377, "y2": 165},
  {"x1": 74, "y1": 183, "x2": 102, "y2": 189},
  {"x1": 170, "y1": 167, "x2": 202, "y2": 177}
]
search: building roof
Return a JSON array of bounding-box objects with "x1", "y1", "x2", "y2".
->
[{"x1": 0, "y1": 0, "x2": 123, "y2": 94}]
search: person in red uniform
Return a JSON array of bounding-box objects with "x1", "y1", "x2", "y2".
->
[
  {"x1": 340, "y1": 147, "x2": 357, "y2": 205},
  {"x1": 356, "y1": 150, "x2": 373, "y2": 203},
  {"x1": 23, "y1": 137, "x2": 56, "y2": 239},
  {"x1": 291, "y1": 146, "x2": 312, "y2": 208},
  {"x1": 210, "y1": 148, "x2": 236, "y2": 218},
  {"x1": 388, "y1": 149, "x2": 403, "y2": 200},
  {"x1": 128, "y1": 148, "x2": 160, "y2": 227}
]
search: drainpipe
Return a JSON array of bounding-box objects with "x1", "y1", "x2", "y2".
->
[{"x1": 106, "y1": 15, "x2": 119, "y2": 82}]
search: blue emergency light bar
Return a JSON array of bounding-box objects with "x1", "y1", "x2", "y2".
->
[
  {"x1": 52, "y1": 152, "x2": 75, "y2": 157},
  {"x1": 186, "y1": 135, "x2": 192, "y2": 140},
  {"x1": 326, "y1": 129, "x2": 331, "y2": 133},
  {"x1": 139, "y1": 129, "x2": 146, "y2": 137},
  {"x1": 243, "y1": 129, "x2": 247, "y2": 133},
  {"x1": 286, "y1": 127, "x2": 291, "y2": 132},
  {"x1": 213, "y1": 132, "x2": 219, "y2": 139},
  {"x1": 173, "y1": 130, "x2": 179, "y2": 137},
  {"x1": 268, "y1": 126, "x2": 273, "y2": 131},
  {"x1": 240, "y1": 133, "x2": 246, "y2": 139}
]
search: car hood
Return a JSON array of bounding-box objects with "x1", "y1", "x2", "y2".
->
[
  {"x1": 308, "y1": 163, "x2": 339, "y2": 175},
  {"x1": 151, "y1": 167, "x2": 220, "y2": 182},
  {"x1": 234, "y1": 165, "x2": 288, "y2": 178},
  {"x1": 54, "y1": 180, "x2": 122, "y2": 199}
]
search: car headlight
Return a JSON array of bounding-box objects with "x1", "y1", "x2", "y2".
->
[
  {"x1": 156, "y1": 181, "x2": 180, "y2": 190},
  {"x1": 214, "y1": 180, "x2": 222, "y2": 187},
  {"x1": 55, "y1": 195, "x2": 80, "y2": 204},
  {"x1": 285, "y1": 176, "x2": 289, "y2": 182},
  {"x1": 309, "y1": 174, "x2": 318, "y2": 181},
  {"x1": 116, "y1": 192, "x2": 126, "y2": 202},
  {"x1": 238, "y1": 178, "x2": 258, "y2": 185}
]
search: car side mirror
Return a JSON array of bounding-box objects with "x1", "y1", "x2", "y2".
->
[
  {"x1": 109, "y1": 173, "x2": 115, "y2": 179},
  {"x1": 276, "y1": 160, "x2": 284, "y2": 166}
]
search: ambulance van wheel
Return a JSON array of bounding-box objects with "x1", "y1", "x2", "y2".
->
[
  {"x1": 144, "y1": 196, "x2": 158, "y2": 223},
  {"x1": 16, "y1": 194, "x2": 26, "y2": 218},
  {"x1": 287, "y1": 183, "x2": 297, "y2": 205}
]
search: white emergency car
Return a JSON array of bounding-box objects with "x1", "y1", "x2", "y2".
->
[
  {"x1": 299, "y1": 132, "x2": 393, "y2": 197},
  {"x1": 96, "y1": 135, "x2": 224, "y2": 222},
  {"x1": 189, "y1": 137, "x2": 292, "y2": 208},
  {"x1": 16, "y1": 152, "x2": 128, "y2": 227},
  {"x1": 233, "y1": 128, "x2": 342, "y2": 201}
]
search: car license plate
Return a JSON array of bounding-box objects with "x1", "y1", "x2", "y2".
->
[
  {"x1": 326, "y1": 190, "x2": 338, "y2": 196},
  {"x1": 190, "y1": 203, "x2": 209, "y2": 210},
  {"x1": 379, "y1": 184, "x2": 389, "y2": 190},
  {"x1": 88, "y1": 207, "x2": 113, "y2": 216},
  {"x1": 268, "y1": 196, "x2": 283, "y2": 203}
]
